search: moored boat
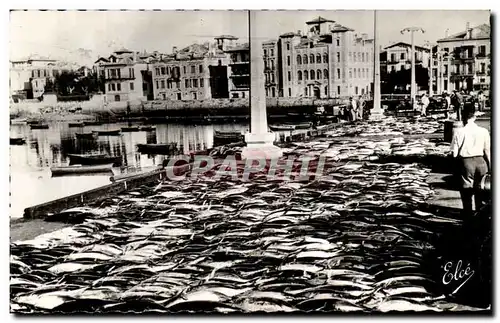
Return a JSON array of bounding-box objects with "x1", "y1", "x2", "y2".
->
[
  {"x1": 10, "y1": 137, "x2": 26, "y2": 145},
  {"x1": 290, "y1": 122, "x2": 313, "y2": 130},
  {"x1": 75, "y1": 132, "x2": 98, "y2": 140},
  {"x1": 26, "y1": 120, "x2": 40, "y2": 125},
  {"x1": 93, "y1": 129, "x2": 121, "y2": 136},
  {"x1": 30, "y1": 124, "x2": 49, "y2": 130},
  {"x1": 213, "y1": 130, "x2": 244, "y2": 146},
  {"x1": 68, "y1": 122, "x2": 85, "y2": 128},
  {"x1": 50, "y1": 163, "x2": 114, "y2": 177},
  {"x1": 10, "y1": 118, "x2": 27, "y2": 125},
  {"x1": 139, "y1": 126, "x2": 156, "y2": 132},
  {"x1": 121, "y1": 126, "x2": 140, "y2": 132},
  {"x1": 269, "y1": 124, "x2": 296, "y2": 131},
  {"x1": 67, "y1": 153, "x2": 122, "y2": 166},
  {"x1": 137, "y1": 143, "x2": 178, "y2": 155},
  {"x1": 83, "y1": 121, "x2": 103, "y2": 126}
]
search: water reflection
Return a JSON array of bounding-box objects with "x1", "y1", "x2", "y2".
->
[{"x1": 9, "y1": 121, "x2": 248, "y2": 218}]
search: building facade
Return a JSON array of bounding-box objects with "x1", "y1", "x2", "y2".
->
[
  {"x1": 94, "y1": 48, "x2": 153, "y2": 103},
  {"x1": 435, "y1": 23, "x2": 490, "y2": 94},
  {"x1": 382, "y1": 42, "x2": 430, "y2": 73},
  {"x1": 226, "y1": 43, "x2": 250, "y2": 99},
  {"x1": 10, "y1": 56, "x2": 58, "y2": 99},
  {"x1": 151, "y1": 37, "x2": 235, "y2": 100},
  {"x1": 278, "y1": 17, "x2": 374, "y2": 99},
  {"x1": 262, "y1": 40, "x2": 279, "y2": 98}
]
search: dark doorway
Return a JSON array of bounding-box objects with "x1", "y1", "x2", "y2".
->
[{"x1": 313, "y1": 86, "x2": 320, "y2": 99}]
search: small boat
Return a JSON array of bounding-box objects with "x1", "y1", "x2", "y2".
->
[
  {"x1": 30, "y1": 124, "x2": 49, "y2": 130},
  {"x1": 75, "y1": 132, "x2": 98, "y2": 140},
  {"x1": 139, "y1": 126, "x2": 156, "y2": 132},
  {"x1": 290, "y1": 122, "x2": 313, "y2": 130},
  {"x1": 50, "y1": 164, "x2": 114, "y2": 177},
  {"x1": 121, "y1": 126, "x2": 140, "y2": 132},
  {"x1": 213, "y1": 130, "x2": 244, "y2": 146},
  {"x1": 269, "y1": 124, "x2": 296, "y2": 131},
  {"x1": 26, "y1": 120, "x2": 40, "y2": 125},
  {"x1": 84, "y1": 121, "x2": 103, "y2": 126},
  {"x1": 10, "y1": 118, "x2": 27, "y2": 125},
  {"x1": 137, "y1": 143, "x2": 178, "y2": 155},
  {"x1": 68, "y1": 122, "x2": 85, "y2": 128},
  {"x1": 67, "y1": 153, "x2": 122, "y2": 166},
  {"x1": 10, "y1": 137, "x2": 26, "y2": 145},
  {"x1": 93, "y1": 130, "x2": 121, "y2": 136}
]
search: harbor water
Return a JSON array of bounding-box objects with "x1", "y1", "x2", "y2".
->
[{"x1": 9, "y1": 121, "x2": 252, "y2": 219}]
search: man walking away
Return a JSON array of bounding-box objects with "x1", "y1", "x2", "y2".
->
[
  {"x1": 349, "y1": 97, "x2": 358, "y2": 122},
  {"x1": 450, "y1": 107, "x2": 491, "y2": 217},
  {"x1": 420, "y1": 93, "x2": 429, "y2": 117},
  {"x1": 451, "y1": 89, "x2": 464, "y2": 121},
  {"x1": 357, "y1": 95, "x2": 365, "y2": 120},
  {"x1": 478, "y1": 90, "x2": 485, "y2": 112}
]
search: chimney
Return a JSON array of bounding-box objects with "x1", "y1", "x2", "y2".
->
[
  {"x1": 297, "y1": 30, "x2": 302, "y2": 36},
  {"x1": 172, "y1": 46, "x2": 178, "y2": 54}
]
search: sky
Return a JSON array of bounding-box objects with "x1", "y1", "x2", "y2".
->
[{"x1": 9, "y1": 10, "x2": 490, "y2": 65}]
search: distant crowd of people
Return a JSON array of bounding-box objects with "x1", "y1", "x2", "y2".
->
[{"x1": 337, "y1": 95, "x2": 369, "y2": 122}]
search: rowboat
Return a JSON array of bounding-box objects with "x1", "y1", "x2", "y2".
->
[
  {"x1": 50, "y1": 164, "x2": 114, "y2": 177},
  {"x1": 67, "y1": 153, "x2": 122, "y2": 166},
  {"x1": 139, "y1": 126, "x2": 156, "y2": 132},
  {"x1": 121, "y1": 126, "x2": 140, "y2": 132},
  {"x1": 83, "y1": 121, "x2": 103, "y2": 126},
  {"x1": 10, "y1": 118, "x2": 27, "y2": 125},
  {"x1": 137, "y1": 143, "x2": 178, "y2": 155},
  {"x1": 30, "y1": 124, "x2": 49, "y2": 130},
  {"x1": 269, "y1": 124, "x2": 296, "y2": 131},
  {"x1": 213, "y1": 130, "x2": 244, "y2": 146},
  {"x1": 10, "y1": 137, "x2": 26, "y2": 145},
  {"x1": 68, "y1": 122, "x2": 85, "y2": 128},
  {"x1": 26, "y1": 120, "x2": 40, "y2": 125},
  {"x1": 75, "y1": 132, "x2": 98, "y2": 140},
  {"x1": 93, "y1": 130, "x2": 121, "y2": 136},
  {"x1": 290, "y1": 122, "x2": 313, "y2": 130}
]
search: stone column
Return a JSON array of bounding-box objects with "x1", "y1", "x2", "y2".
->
[{"x1": 241, "y1": 10, "x2": 282, "y2": 160}]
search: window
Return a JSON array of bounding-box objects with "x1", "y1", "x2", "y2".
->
[
  {"x1": 355, "y1": 86, "x2": 358, "y2": 95},
  {"x1": 353, "y1": 53, "x2": 357, "y2": 62},
  {"x1": 264, "y1": 49, "x2": 268, "y2": 56},
  {"x1": 130, "y1": 82, "x2": 134, "y2": 90},
  {"x1": 337, "y1": 86, "x2": 341, "y2": 95},
  {"x1": 194, "y1": 79, "x2": 199, "y2": 87},
  {"x1": 324, "y1": 69, "x2": 328, "y2": 79},
  {"x1": 349, "y1": 69, "x2": 352, "y2": 78},
  {"x1": 391, "y1": 53, "x2": 396, "y2": 62},
  {"x1": 266, "y1": 88, "x2": 269, "y2": 96},
  {"x1": 400, "y1": 53, "x2": 405, "y2": 60},
  {"x1": 287, "y1": 43, "x2": 290, "y2": 50},
  {"x1": 288, "y1": 88, "x2": 291, "y2": 96},
  {"x1": 265, "y1": 74, "x2": 269, "y2": 83},
  {"x1": 108, "y1": 84, "x2": 112, "y2": 91},
  {"x1": 130, "y1": 68, "x2": 135, "y2": 78},
  {"x1": 479, "y1": 45, "x2": 486, "y2": 56},
  {"x1": 242, "y1": 92, "x2": 245, "y2": 98},
  {"x1": 177, "y1": 93, "x2": 181, "y2": 100},
  {"x1": 265, "y1": 61, "x2": 268, "y2": 69},
  {"x1": 323, "y1": 54, "x2": 328, "y2": 63},
  {"x1": 161, "y1": 67, "x2": 165, "y2": 75},
  {"x1": 305, "y1": 88, "x2": 308, "y2": 96},
  {"x1": 183, "y1": 66, "x2": 186, "y2": 74},
  {"x1": 115, "y1": 95, "x2": 120, "y2": 102},
  {"x1": 325, "y1": 86, "x2": 328, "y2": 96},
  {"x1": 444, "y1": 47, "x2": 449, "y2": 53},
  {"x1": 161, "y1": 80, "x2": 165, "y2": 89},
  {"x1": 185, "y1": 79, "x2": 189, "y2": 88},
  {"x1": 287, "y1": 56, "x2": 290, "y2": 66},
  {"x1": 310, "y1": 70, "x2": 315, "y2": 80},
  {"x1": 303, "y1": 55, "x2": 308, "y2": 64},
  {"x1": 354, "y1": 69, "x2": 357, "y2": 78},
  {"x1": 336, "y1": 39, "x2": 340, "y2": 46},
  {"x1": 271, "y1": 88, "x2": 275, "y2": 97},
  {"x1": 316, "y1": 54, "x2": 321, "y2": 63},
  {"x1": 271, "y1": 49, "x2": 274, "y2": 56},
  {"x1": 155, "y1": 68, "x2": 160, "y2": 75},
  {"x1": 481, "y1": 63, "x2": 486, "y2": 73},
  {"x1": 271, "y1": 74, "x2": 275, "y2": 82},
  {"x1": 199, "y1": 65, "x2": 203, "y2": 73},
  {"x1": 193, "y1": 93, "x2": 197, "y2": 100},
  {"x1": 287, "y1": 71, "x2": 291, "y2": 81},
  {"x1": 337, "y1": 52, "x2": 340, "y2": 62},
  {"x1": 297, "y1": 55, "x2": 302, "y2": 65},
  {"x1": 190, "y1": 66, "x2": 195, "y2": 73},
  {"x1": 304, "y1": 70, "x2": 309, "y2": 80},
  {"x1": 117, "y1": 83, "x2": 121, "y2": 91},
  {"x1": 271, "y1": 60, "x2": 274, "y2": 69},
  {"x1": 444, "y1": 65, "x2": 448, "y2": 74},
  {"x1": 337, "y1": 68, "x2": 341, "y2": 79},
  {"x1": 317, "y1": 70, "x2": 321, "y2": 79},
  {"x1": 111, "y1": 83, "x2": 116, "y2": 91},
  {"x1": 310, "y1": 54, "x2": 315, "y2": 64},
  {"x1": 162, "y1": 93, "x2": 166, "y2": 100},
  {"x1": 37, "y1": 70, "x2": 41, "y2": 77},
  {"x1": 200, "y1": 78, "x2": 204, "y2": 87}
]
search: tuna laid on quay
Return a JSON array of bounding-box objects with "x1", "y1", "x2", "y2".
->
[{"x1": 10, "y1": 119, "x2": 487, "y2": 313}]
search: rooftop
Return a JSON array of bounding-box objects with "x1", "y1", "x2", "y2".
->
[
  {"x1": 214, "y1": 35, "x2": 238, "y2": 40},
  {"x1": 384, "y1": 42, "x2": 430, "y2": 52},
  {"x1": 437, "y1": 24, "x2": 490, "y2": 42},
  {"x1": 305, "y1": 16, "x2": 335, "y2": 25}
]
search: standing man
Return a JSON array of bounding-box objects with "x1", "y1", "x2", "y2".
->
[
  {"x1": 420, "y1": 93, "x2": 430, "y2": 117},
  {"x1": 478, "y1": 90, "x2": 485, "y2": 112},
  {"x1": 357, "y1": 95, "x2": 365, "y2": 120},
  {"x1": 451, "y1": 89, "x2": 464, "y2": 120},
  {"x1": 450, "y1": 107, "x2": 491, "y2": 217},
  {"x1": 349, "y1": 97, "x2": 358, "y2": 122}
]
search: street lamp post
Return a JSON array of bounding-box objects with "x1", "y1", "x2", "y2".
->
[
  {"x1": 370, "y1": 10, "x2": 383, "y2": 120},
  {"x1": 401, "y1": 27, "x2": 425, "y2": 110},
  {"x1": 424, "y1": 41, "x2": 433, "y2": 96}
]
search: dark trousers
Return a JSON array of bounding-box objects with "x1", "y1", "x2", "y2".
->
[{"x1": 457, "y1": 156, "x2": 488, "y2": 216}]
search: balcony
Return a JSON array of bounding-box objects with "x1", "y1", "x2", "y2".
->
[
  {"x1": 229, "y1": 61, "x2": 249, "y2": 65},
  {"x1": 476, "y1": 71, "x2": 487, "y2": 76},
  {"x1": 105, "y1": 75, "x2": 135, "y2": 81},
  {"x1": 387, "y1": 60, "x2": 399, "y2": 64},
  {"x1": 230, "y1": 74, "x2": 250, "y2": 78}
]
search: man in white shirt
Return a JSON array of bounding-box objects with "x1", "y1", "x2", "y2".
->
[
  {"x1": 420, "y1": 93, "x2": 430, "y2": 116},
  {"x1": 451, "y1": 108, "x2": 491, "y2": 216}
]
